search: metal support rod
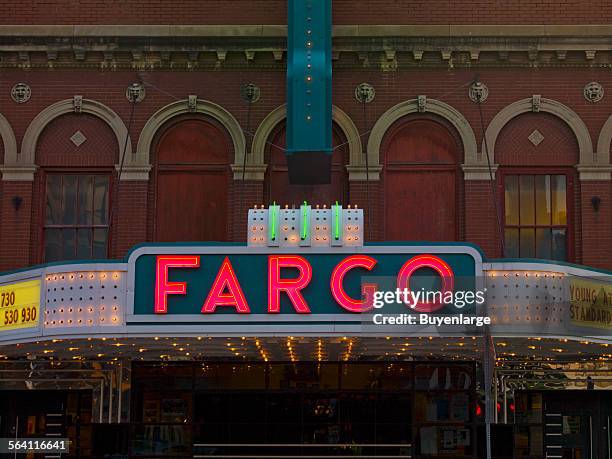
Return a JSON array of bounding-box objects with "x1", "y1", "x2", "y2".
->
[
  {"x1": 117, "y1": 362, "x2": 123, "y2": 423},
  {"x1": 502, "y1": 376, "x2": 508, "y2": 424},
  {"x1": 108, "y1": 368, "x2": 113, "y2": 423},
  {"x1": 493, "y1": 371, "x2": 498, "y2": 424},
  {"x1": 99, "y1": 381, "x2": 104, "y2": 423}
]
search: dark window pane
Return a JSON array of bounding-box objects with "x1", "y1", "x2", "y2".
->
[
  {"x1": 77, "y1": 228, "x2": 92, "y2": 259},
  {"x1": 519, "y1": 175, "x2": 535, "y2": 225},
  {"x1": 77, "y1": 175, "x2": 94, "y2": 225},
  {"x1": 46, "y1": 175, "x2": 62, "y2": 224},
  {"x1": 505, "y1": 228, "x2": 519, "y2": 258},
  {"x1": 62, "y1": 175, "x2": 78, "y2": 224},
  {"x1": 93, "y1": 228, "x2": 108, "y2": 258},
  {"x1": 504, "y1": 175, "x2": 519, "y2": 226},
  {"x1": 62, "y1": 228, "x2": 76, "y2": 260},
  {"x1": 93, "y1": 177, "x2": 109, "y2": 225},
  {"x1": 519, "y1": 228, "x2": 535, "y2": 258},
  {"x1": 551, "y1": 175, "x2": 567, "y2": 225},
  {"x1": 44, "y1": 229, "x2": 61, "y2": 262},
  {"x1": 535, "y1": 175, "x2": 551, "y2": 225},
  {"x1": 552, "y1": 229, "x2": 567, "y2": 261},
  {"x1": 535, "y1": 228, "x2": 552, "y2": 260}
]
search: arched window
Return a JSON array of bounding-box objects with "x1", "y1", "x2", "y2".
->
[
  {"x1": 38, "y1": 113, "x2": 117, "y2": 262},
  {"x1": 382, "y1": 116, "x2": 462, "y2": 242},
  {"x1": 151, "y1": 115, "x2": 231, "y2": 242},
  {"x1": 496, "y1": 112, "x2": 577, "y2": 261}
]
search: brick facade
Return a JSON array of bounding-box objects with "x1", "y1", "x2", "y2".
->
[
  {"x1": 0, "y1": 8, "x2": 610, "y2": 272},
  {"x1": 1, "y1": 1, "x2": 611, "y2": 25}
]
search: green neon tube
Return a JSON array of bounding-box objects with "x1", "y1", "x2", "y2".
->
[
  {"x1": 270, "y1": 202, "x2": 277, "y2": 241},
  {"x1": 301, "y1": 201, "x2": 309, "y2": 240},
  {"x1": 334, "y1": 201, "x2": 340, "y2": 240}
]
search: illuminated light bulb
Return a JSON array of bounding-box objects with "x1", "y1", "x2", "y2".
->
[
  {"x1": 101, "y1": 273, "x2": 107, "y2": 280},
  {"x1": 113, "y1": 306, "x2": 118, "y2": 311}
]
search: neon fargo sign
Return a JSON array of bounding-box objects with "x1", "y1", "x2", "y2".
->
[{"x1": 129, "y1": 246, "x2": 480, "y2": 317}]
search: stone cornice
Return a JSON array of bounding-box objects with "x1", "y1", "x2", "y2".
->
[
  {"x1": 0, "y1": 165, "x2": 38, "y2": 181},
  {"x1": 231, "y1": 164, "x2": 268, "y2": 181},
  {"x1": 576, "y1": 165, "x2": 612, "y2": 181},
  {"x1": 2, "y1": 24, "x2": 612, "y2": 69}
]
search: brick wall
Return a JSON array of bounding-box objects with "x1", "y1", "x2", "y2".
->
[
  {"x1": 0, "y1": 182, "x2": 33, "y2": 271},
  {"x1": 1, "y1": 1, "x2": 611, "y2": 25},
  {"x1": 0, "y1": 67, "x2": 610, "y2": 270}
]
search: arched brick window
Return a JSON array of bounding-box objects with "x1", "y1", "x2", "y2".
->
[
  {"x1": 150, "y1": 115, "x2": 232, "y2": 242},
  {"x1": 382, "y1": 115, "x2": 463, "y2": 242},
  {"x1": 36, "y1": 113, "x2": 118, "y2": 262},
  {"x1": 496, "y1": 112, "x2": 578, "y2": 261}
]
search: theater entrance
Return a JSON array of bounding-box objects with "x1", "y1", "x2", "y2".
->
[
  {"x1": 131, "y1": 361, "x2": 477, "y2": 458},
  {"x1": 514, "y1": 391, "x2": 612, "y2": 459}
]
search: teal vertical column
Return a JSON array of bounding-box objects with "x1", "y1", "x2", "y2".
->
[{"x1": 286, "y1": 0, "x2": 333, "y2": 184}]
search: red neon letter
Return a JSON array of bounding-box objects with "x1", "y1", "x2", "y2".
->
[
  {"x1": 202, "y1": 257, "x2": 250, "y2": 313},
  {"x1": 154, "y1": 255, "x2": 200, "y2": 314},
  {"x1": 330, "y1": 255, "x2": 378, "y2": 312},
  {"x1": 397, "y1": 254, "x2": 454, "y2": 313},
  {"x1": 268, "y1": 255, "x2": 312, "y2": 313}
]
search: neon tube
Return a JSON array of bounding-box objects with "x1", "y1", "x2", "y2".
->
[
  {"x1": 334, "y1": 201, "x2": 340, "y2": 240},
  {"x1": 270, "y1": 202, "x2": 277, "y2": 241},
  {"x1": 301, "y1": 201, "x2": 309, "y2": 240}
]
